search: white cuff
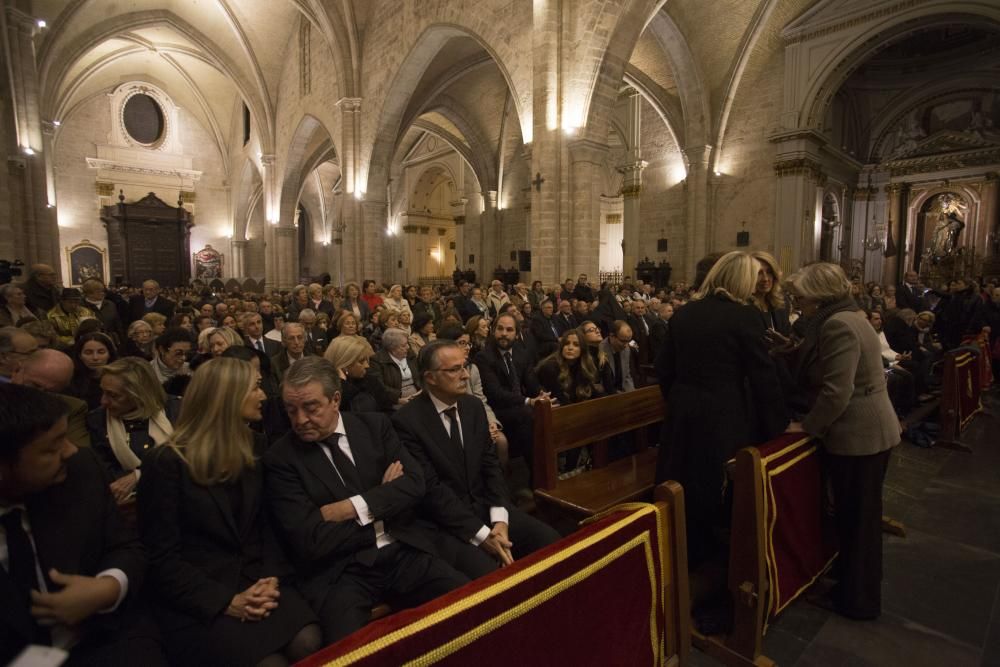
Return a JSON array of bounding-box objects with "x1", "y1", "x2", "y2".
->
[
  {"x1": 470, "y1": 525, "x2": 491, "y2": 546},
  {"x1": 349, "y1": 495, "x2": 372, "y2": 525},
  {"x1": 490, "y1": 507, "x2": 509, "y2": 526},
  {"x1": 96, "y1": 569, "x2": 128, "y2": 613}
]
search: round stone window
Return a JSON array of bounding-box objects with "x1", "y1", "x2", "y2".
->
[{"x1": 123, "y1": 93, "x2": 165, "y2": 145}]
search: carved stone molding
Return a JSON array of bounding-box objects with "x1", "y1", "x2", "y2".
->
[
  {"x1": 85, "y1": 157, "x2": 202, "y2": 183},
  {"x1": 773, "y1": 157, "x2": 825, "y2": 182}
]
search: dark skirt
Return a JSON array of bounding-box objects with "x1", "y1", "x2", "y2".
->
[{"x1": 158, "y1": 580, "x2": 316, "y2": 666}]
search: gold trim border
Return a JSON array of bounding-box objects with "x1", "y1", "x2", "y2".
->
[{"x1": 322, "y1": 505, "x2": 661, "y2": 666}]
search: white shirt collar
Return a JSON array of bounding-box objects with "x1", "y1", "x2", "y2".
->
[{"x1": 428, "y1": 390, "x2": 457, "y2": 415}]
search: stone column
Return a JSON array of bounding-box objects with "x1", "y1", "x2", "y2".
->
[
  {"x1": 883, "y1": 182, "x2": 909, "y2": 284},
  {"x1": 620, "y1": 161, "x2": 646, "y2": 279},
  {"x1": 770, "y1": 131, "x2": 827, "y2": 276},
  {"x1": 529, "y1": 0, "x2": 563, "y2": 287},
  {"x1": 450, "y1": 197, "x2": 468, "y2": 274},
  {"x1": 682, "y1": 144, "x2": 712, "y2": 282},
  {"x1": 259, "y1": 154, "x2": 279, "y2": 287},
  {"x1": 273, "y1": 226, "x2": 296, "y2": 291},
  {"x1": 977, "y1": 173, "x2": 998, "y2": 259},
  {"x1": 481, "y1": 191, "x2": 498, "y2": 274},
  {"x1": 568, "y1": 139, "x2": 608, "y2": 279},
  {"x1": 4, "y1": 5, "x2": 58, "y2": 269},
  {"x1": 361, "y1": 199, "x2": 386, "y2": 282},
  {"x1": 231, "y1": 239, "x2": 247, "y2": 279}
]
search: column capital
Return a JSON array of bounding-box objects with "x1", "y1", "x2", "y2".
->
[
  {"x1": 5, "y1": 7, "x2": 39, "y2": 34},
  {"x1": 682, "y1": 144, "x2": 713, "y2": 166},
  {"x1": 336, "y1": 97, "x2": 363, "y2": 113},
  {"x1": 616, "y1": 160, "x2": 648, "y2": 175},
  {"x1": 273, "y1": 226, "x2": 296, "y2": 237},
  {"x1": 231, "y1": 239, "x2": 248, "y2": 248},
  {"x1": 259, "y1": 154, "x2": 276, "y2": 167}
]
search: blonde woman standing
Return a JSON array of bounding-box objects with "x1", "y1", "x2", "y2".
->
[
  {"x1": 138, "y1": 358, "x2": 321, "y2": 665},
  {"x1": 324, "y1": 334, "x2": 378, "y2": 412},
  {"x1": 654, "y1": 251, "x2": 788, "y2": 567}
]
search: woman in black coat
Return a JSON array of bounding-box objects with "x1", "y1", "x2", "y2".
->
[
  {"x1": 654, "y1": 251, "x2": 788, "y2": 567},
  {"x1": 138, "y1": 358, "x2": 320, "y2": 666},
  {"x1": 535, "y1": 329, "x2": 606, "y2": 405}
]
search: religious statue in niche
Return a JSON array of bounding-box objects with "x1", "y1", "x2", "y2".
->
[
  {"x1": 927, "y1": 193, "x2": 967, "y2": 260},
  {"x1": 193, "y1": 245, "x2": 223, "y2": 281},
  {"x1": 66, "y1": 241, "x2": 107, "y2": 286}
]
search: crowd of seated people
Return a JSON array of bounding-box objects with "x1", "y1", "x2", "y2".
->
[{"x1": 1, "y1": 259, "x2": 999, "y2": 664}]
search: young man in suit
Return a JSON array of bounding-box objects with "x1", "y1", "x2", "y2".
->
[
  {"x1": 474, "y1": 313, "x2": 553, "y2": 481},
  {"x1": 394, "y1": 341, "x2": 560, "y2": 579},
  {"x1": 127, "y1": 280, "x2": 175, "y2": 323},
  {"x1": 264, "y1": 357, "x2": 468, "y2": 643},
  {"x1": 0, "y1": 383, "x2": 165, "y2": 666},
  {"x1": 244, "y1": 312, "x2": 282, "y2": 357}
]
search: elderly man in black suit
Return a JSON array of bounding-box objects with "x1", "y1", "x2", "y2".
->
[
  {"x1": 264, "y1": 357, "x2": 467, "y2": 643},
  {"x1": 553, "y1": 299, "x2": 578, "y2": 335},
  {"x1": 474, "y1": 313, "x2": 553, "y2": 482},
  {"x1": 394, "y1": 341, "x2": 560, "y2": 579},
  {"x1": 528, "y1": 299, "x2": 561, "y2": 359},
  {"x1": 127, "y1": 280, "x2": 175, "y2": 323},
  {"x1": 627, "y1": 298, "x2": 656, "y2": 367},
  {"x1": 0, "y1": 383, "x2": 165, "y2": 666}
]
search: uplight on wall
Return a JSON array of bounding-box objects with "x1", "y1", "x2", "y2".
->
[
  {"x1": 22, "y1": 146, "x2": 35, "y2": 156},
  {"x1": 353, "y1": 190, "x2": 365, "y2": 201},
  {"x1": 36, "y1": 19, "x2": 46, "y2": 29}
]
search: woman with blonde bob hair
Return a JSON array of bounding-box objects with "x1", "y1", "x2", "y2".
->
[
  {"x1": 784, "y1": 262, "x2": 899, "y2": 621},
  {"x1": 324, "y1": 334, "x2": 378, "y2": 412},
  {"x1": 138, "y1": 358, "x2": 321, "y2": 665},
  {"x1": 654, "y1": 250, "x2": 788, "y2": 573},
  {"x1": 207, "y1": 325, "x2": 244, "y2": 357},
  {"x1": 88, "y1": 357, "x2": 181, "y2": 503}
]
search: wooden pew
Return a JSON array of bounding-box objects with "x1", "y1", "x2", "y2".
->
[
  {"x1": 299, "y1": 483, "x2": 692, "y2": 666},
  {"x1": 532, "y1": 385, "x2": 664, "y2": 517},
  {"x1": 935, "y1": 348, "x2": 983, "y2": 451},
  {"x1": 694, "y1": 435, "x2": 840, "y2": 666}
]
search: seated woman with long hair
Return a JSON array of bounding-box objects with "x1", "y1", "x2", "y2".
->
[
  {"x1": 323, "y1": 334, "x2": 379, "y2": 412},
  {"x1": 535, "y1": 329, "x2": 605, "y2": 406},
  {"x1": 578, "y1": 319, "x2": 615, "y2": 394},
  {"x1": 68, "y1": 331, "x2": 119, "y2": 409},
  {"x1": 138, "y1": 358, "x2": 321, "y2": 666},
  {"x1": 87, "y1": 357, "x2": 181, "y2": 503},
  {"x1": 464, "y1": 314, "x2": 490, "y2": 356}
]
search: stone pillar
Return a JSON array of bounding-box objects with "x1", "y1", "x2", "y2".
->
[
  {"x1": 273, "y1": 226, "x2": 296, "y2": 291},
  {"x1": 361, "y1": 199, "x2": 386, "y2": 282},
  {"x1": 231, "y1": 240, "x2": 247, "y2": 279},
  {"x1": 568, "y1": 139, "x2": 608, "y2": 279},
  {"x1": 481, "y1": 191, "x2": 498, "y2": 274},
  {"x1": 683, "y1": 144, "x2": 712, "y2": 281},
  {"x1": 618, "y1": 88, "x2": 645, "y2": 278},
  {"x1": 770, "y1": 130, "x2": 829, "y2": 276},
  {"x1": 450, "y1": 197, "x2": 468, "y2": 274},
  {"x1": 883, "y1": 182, "x2": 909, "y2": 284},
  {"x1": 529, "y1": 0, "x2": 563, "y2": 287},
  {"x1": 3, "y1": 4, "x2": 58, "y2": 270},
  {"x1": 336, "y1": 98, "x2": 362, "y2": 197},
  {"x1": 977, "y1": 173, "x2": 998, "y2": 258}
]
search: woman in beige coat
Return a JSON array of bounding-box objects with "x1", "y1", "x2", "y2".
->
[{"x1": 785, "y1": 262, "x2": 900, "y2": 620}]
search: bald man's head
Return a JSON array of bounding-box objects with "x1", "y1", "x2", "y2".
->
[
  {"x1": 14, "y1": 348, "x2": 74, "y2": 393},
  {"x1": 0, "y1": 327, "x2": 39, "y2": 378},
  {"x1": 30, "y1": 264, "x2": 57, "y2": 287}
]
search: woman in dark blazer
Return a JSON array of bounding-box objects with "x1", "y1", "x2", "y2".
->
[
  {"x1": 138, "y1": 357, "x2": 320, "y2": 666},
  {"x1": 87, "y1": 357, "x2": 181, "y2": 504},
  {"x1": 751, "y1": 250, "x2": 792, "y2": 336},
  {"x1": 535, "y1": 329, "x2": 606, "y2": 406},
  {"x1": 785, "y1": 263, "x2": 900, "y2": 621},
  {"x1": 654, "y1": 251, "x2": 788, "y2": 567}
]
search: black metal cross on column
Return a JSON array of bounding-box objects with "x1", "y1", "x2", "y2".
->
[{"x1": 531, "y1": 172, "x2": 545, "y2": 192}]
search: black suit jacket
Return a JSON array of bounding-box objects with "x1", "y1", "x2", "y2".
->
[
  {"x1": 0, "y1": 449, "x2": 146, "y2": 664},
  {"x1": 474, "y1": 345, "x2": 542, "y2": 411},
  {"x1": 553, "y1": 312, "x2": 578, "y2": 335},
  {"x1": 529, "y1": 314, "x2": 560, "y2": 358},
  {"x1": 245, "y1": 335, "x2": 282, "y2": 358},
  {"x1": 896, "y1": 283, "x2": 927, "y2": 312},
  {"x1": 137, "y1": 435, "x2": 292, "y2": 628},
  {"x1": 263, "y1": 412, "x2": 432, "y2": 608},
  {"x1": 627, "y1": 313, "x2": 655, "y2": 366},
  {"x1": 270, "y1": 349, "x2": 315, "y2": 385},
  {"x1": 393, "y1": 393, "x2": 509, "y2": 542},
  {"x1": 128, "y1": 295, "x2": 176, "y2": 323}
]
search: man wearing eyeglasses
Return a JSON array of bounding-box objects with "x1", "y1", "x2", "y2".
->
[
  {"x1": 600, "y1": 320, "x2": 637, "y2": 392},
  {"x1": 394, "y1": 340, "x2": 559, "y2": 579}
]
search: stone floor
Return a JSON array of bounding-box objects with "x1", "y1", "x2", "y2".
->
[{"x1": 692, "y1": 388, "x2": 1000, "y2": 667}]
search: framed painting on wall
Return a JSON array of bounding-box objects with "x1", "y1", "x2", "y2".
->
[
  {"x1": 65, "y1": 241, "x2": 107, "y2": 286},
  {"x1": 193, "y1": 245, "x2": 224, "y2": 281}
]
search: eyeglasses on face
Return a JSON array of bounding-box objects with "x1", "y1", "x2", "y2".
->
[{"x1": 433, "y1": 364, "x2": 468, "y2": 376}]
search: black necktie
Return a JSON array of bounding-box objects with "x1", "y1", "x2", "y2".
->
[
  {"x1": 443, "y1": 407, "x2": 466, "y2": 461},
  {"x1": 2, "y1": 509, "x2": 52, "y2": 645},
  {"x1": 614, "y1": 351, "x2": 624, "y2": 391},
  {"x1": 503, "y1": 352, "x2": 521, "y2": 395},
  {"x1": 255, "y1": 339, "x2": 265, "y2": 353},
  {"x1": 325, "y1": 434, "x2": 363, "y2": 493},
  {"x1": 2, "y1": 509, "x2": 38, "y2": 598}
]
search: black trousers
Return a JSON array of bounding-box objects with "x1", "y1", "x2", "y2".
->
[
  {"x1": 495, "y1": 405, "x2": 534, "y2": 477},
  {"x1": 437, "y1": 507, "x2": 562, "y2": 579},
  {"x1": 318, "y1": 542, "x2": 468, "y2": 643},
  {"x1": 826, "y1": 448, "x2": 892, "y2": 619}
]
